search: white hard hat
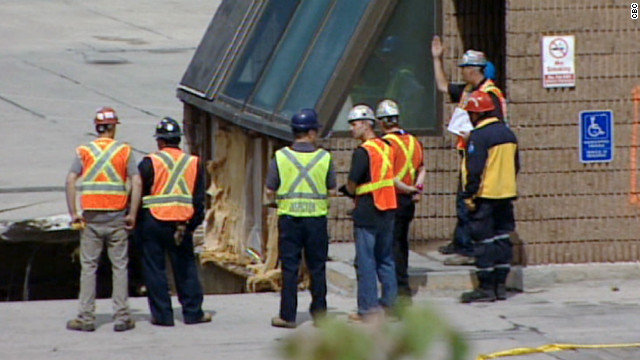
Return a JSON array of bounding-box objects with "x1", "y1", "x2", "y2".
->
[
  {"x1": 347, "y1": 104, "x2": 376, "y2": 124},
  {"x1": 458, "y1": 50, "x2": 487, "y2": 67},
  {"x1": 376, "y1": 99, "x2": 400, "y2": 119}
]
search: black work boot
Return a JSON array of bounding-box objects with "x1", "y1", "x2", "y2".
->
[
  {"x1": 438, "y1": 242, "x2": 457, "y2": 255},
  {"x1": 461, "y1": 288, "x2": 496, "y2": 303},
  {"x1": 462, "y1": 270, "x2": 496, "y2": 303},
  {"x1": 493, "y1": 267, "x2": 510, "y2": 301}
]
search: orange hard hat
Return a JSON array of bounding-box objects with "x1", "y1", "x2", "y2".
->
[
  {"x1": 464, "y1": 91, "x2": 495, "y2": 113},
  {"x1": 94, "y1": 107, "x2": 120, "y2": 125}
]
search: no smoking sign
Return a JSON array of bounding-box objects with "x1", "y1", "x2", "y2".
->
[
  {"x1": 542, "y1": 35, "x2": 575, "y2": 88},
  {"x1": 549, "y1": 38, "x2": 569, "y2": 59}
]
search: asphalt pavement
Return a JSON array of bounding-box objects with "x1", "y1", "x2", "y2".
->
[{"x1": 1, "y1": 0, "x2": 220, "y2": 221}]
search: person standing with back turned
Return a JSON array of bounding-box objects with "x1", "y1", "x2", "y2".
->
[
  {"x1": 136, "y1": 117, "x2": 211, "y2": 326},
  {"x1": 266, "y1": 109, "x2": 336, "y2": 329},
  {"x1": 376, "y1": 99, "x2": 426, "y2": 303},
  {"x1": 65, "y1": 106, "x2": 141, "y2": 332}
]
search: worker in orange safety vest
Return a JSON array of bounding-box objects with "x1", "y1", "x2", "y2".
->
[
  {"x1": 339, "y1": 104, "x2": 417, "y2": 321},
  {"x1": 376, "y1": 99, "x2": 426, "y2": 303},
  {"x1": 135, "y1": 117, "x2": 211, "y2": 327},
  {"x1": 65, "y1": 106, "x2": 141, "y2": 332}
]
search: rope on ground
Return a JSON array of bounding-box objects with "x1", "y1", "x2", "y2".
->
[{"x1": 477, "y1": 342, "x2": 640, "y2": 360}]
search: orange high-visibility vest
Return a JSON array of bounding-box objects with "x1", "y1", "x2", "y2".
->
[
  {"x1": 456, "y1": 79, "x2": 508, "y2": 149},
  {"x1": 383, "y1": 132, "x2": 423, "y2": 191},
  {"x1": 77, "y1": 138, "x2": 131, "y2": 211},
  {"x1": 355, "y1": 138, "x2": 397, "y2": 211},
  {"x1": 142, "y1": 147, "x2": 198, "y2": 221}
]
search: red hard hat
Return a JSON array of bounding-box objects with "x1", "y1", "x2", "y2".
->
[
  {"x1": 464, "y1": 91, "x2": 495, "y2": 113},
  {"x1": 94, "y1": 107, "x2": 120, "y2": 125}
]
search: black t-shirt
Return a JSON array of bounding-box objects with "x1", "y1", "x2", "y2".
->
[
  {"x1": 449, "y1": 79, "x2": 504, "y2": 121},
  {"x1": 348, "y1": 147, "x2": 394, "y2": 228}
]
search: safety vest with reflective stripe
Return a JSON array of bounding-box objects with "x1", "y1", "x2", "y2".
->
[
  {"x1": 355, "y1": 138, "x2": 397, "y2": 211},
  {"x1": 142, "y1": 147, "x2": 198, "y2": 221},
  {"x1": 275, "y1": 147, "x2": 331, "y2": 217},
  {"x1": 77, "y1": 138, "x2": 130, "y2": 211},
  {"x1": 383, "y1": 132, "x2": 423, "y2": 191},
  {"x1": 456, "y1": 79, "x2": 508, "y2": 150}
]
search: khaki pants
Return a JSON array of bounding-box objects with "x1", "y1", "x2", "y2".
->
[{"x1": 77, "y1": 216, "x2": 130, "y2": 323}]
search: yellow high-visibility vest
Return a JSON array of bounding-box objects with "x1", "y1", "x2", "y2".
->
[{"x1": 275, "y1": 147, "x2": 330, "y2": 217}]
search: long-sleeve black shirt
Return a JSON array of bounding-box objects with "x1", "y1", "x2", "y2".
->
[
  {"x1": 138, "y1": 145, "x2": 206, "y2": 232},
  {"x1": 463, "y1": 118, "x2": 519, "y2": 200}
]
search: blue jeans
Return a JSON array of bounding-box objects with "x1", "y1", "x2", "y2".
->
[{"x1": 354, "y1": 221, "x2": 397, "y2": 315}]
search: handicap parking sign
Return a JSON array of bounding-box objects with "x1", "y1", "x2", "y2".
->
[{"x1": 579, "y1": 110, "x2": 614, "y2": 163}]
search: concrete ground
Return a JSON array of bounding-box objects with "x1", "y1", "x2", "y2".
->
[
  {"x1": 0, "y1": 0, "x2": 220, "y2": 221},
  {"x1": 4, "y1": 3, "x2": 640, "y2": 360},
  {"x1": 3, "y1": 279, "x2": 640, "y2": 360}
]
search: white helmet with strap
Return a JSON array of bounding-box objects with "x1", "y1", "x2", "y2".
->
[
  {"x1": 347, "y1": 104, "x2": 376, "y2": 126},
  {"x1": 376, "y1": 99, "x2": 400, "y2": 120}
]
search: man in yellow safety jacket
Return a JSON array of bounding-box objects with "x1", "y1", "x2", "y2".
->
[
  {"x1": 459, "y1": 91, "x2": 519, "y2": 303},
  {"x1": 266, "y1": 109, "x2": 336, "y2": 329}
]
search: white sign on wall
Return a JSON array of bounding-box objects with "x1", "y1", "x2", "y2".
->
[{"x1": 541, "y1": 35, "x2": 575, "y2": 88}]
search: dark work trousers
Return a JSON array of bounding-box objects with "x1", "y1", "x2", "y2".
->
[
  {"x1": 136, "y1": 211, "x2": 204, "y2": 325},
  {"x1": 393, "y1": 194, "x2": 415, "y2": 298},
  {"x1": 454, "y1": 186, "x2": 474, "y2": 256},
  {"x1": 278, "y1": 215, "x2": 329, "y2": 322},
  {"x1": 468, "y1": 199, "x2": 515, "y2": 289}
]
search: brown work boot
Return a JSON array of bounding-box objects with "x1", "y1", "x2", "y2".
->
[
  {"x1": 271, "y1": 316, "x2": 297, "y2": 329},
  {"x1": 113, "y1": 318, "x2": 135, "y2": 332},
  {"x1": 444, "y1": 254, "x2": 475, "y2": 266},
  {"x1": 347, "y1": 311, "x2": 384, "y2": 323},
  {"x1": 66, "y1": 318, "x2": 95, "y2": 332},
  {"x1": 185, "y1": 312, "x2": 212, "y2": 325}
]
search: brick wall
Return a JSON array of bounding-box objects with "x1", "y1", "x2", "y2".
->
[
  {"x1": 327, "y1": 0, "x2": 640, "y2": 265},
  {"x1": 506, "y1": 0, "x2": 640, "y2": 263}
]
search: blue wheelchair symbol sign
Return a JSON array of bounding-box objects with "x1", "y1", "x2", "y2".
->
[{"x1": 579, "y1": 110, "x2": 613, "y2": 163}]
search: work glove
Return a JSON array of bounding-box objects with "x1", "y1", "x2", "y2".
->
[
  {"x1": 174, "y1": 223, "x2": 187, "y2": 247},
  {"x1": 70, "y1": 214, "x2": 86, "y2": 231},
  {"x1": 463, "y1": 198, "x2": 476, "y2": 212}
]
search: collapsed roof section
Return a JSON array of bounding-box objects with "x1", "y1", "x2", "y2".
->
[{"x1": 177, "y1": 0, "x2": 439, "y2": 140}]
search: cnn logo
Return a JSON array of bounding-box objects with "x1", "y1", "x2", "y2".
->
[{"x1": 633, "y1": 3, "x2": 638, "y2": 19}]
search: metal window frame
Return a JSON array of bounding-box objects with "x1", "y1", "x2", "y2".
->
[
  {"x1": 178, "y1": 0, "x2": 441, "y2": 141},
  {"x1": 319, "y1": 0, "x2": 443, "y2": 138}
]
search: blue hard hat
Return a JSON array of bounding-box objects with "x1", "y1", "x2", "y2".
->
[
  {"x1": 484, "y1": 61, "x2": 497, "y2": 80},
  {"x1": 291, "y1": 109, "x2": 320, "y2": 131}
]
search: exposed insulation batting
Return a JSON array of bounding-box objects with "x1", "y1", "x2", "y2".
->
[
  {"x1": 201, "y1": 124, "x2": 249, "y2": 265},
  {"x1": 193, "y1": 122, "x2": 289, "y2": 292},
  {"x1": 246, "y1": 208, "x2": 281, "y2": 292}
]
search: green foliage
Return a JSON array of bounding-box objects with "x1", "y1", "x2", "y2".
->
[{"x1": 280, "y1": 304, "x2": 467, "y2": 360}]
